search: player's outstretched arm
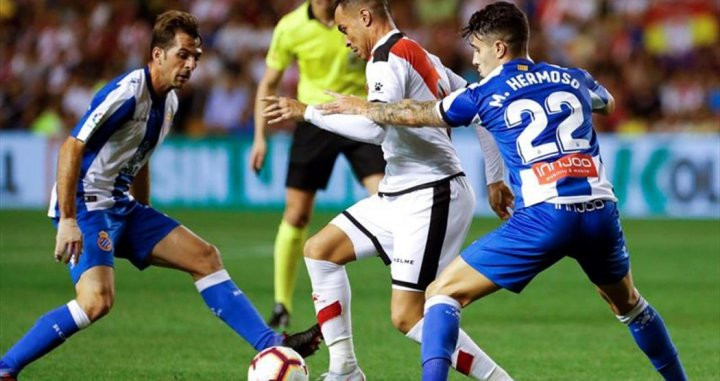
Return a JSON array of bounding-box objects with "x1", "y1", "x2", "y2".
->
[
  {"x1": 263, "y1": 95, "x2": 386, "y2": 145},
  {"x1": 54, "y1": 137, "x2": 85, "y2": 265},
  {"x1": 318, "y1": 91, "x2": 447, "y2": 128}
]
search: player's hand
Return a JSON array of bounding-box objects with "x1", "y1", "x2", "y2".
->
[
  {"x1": 487, "y1": 181, "x2": 514, "y2": 220},
  {"x1": 250, "y1": 137, "x2": 267, "y2": 174},
  {"x1": 54, "y1": 218, "x2": 83, "y2": 265},
  {"x1": 316, "y1": 90, "x2": 369, "y2": 115},
  {"x1": 262, "y1": 96, "x2": 307, "y2": 124}
]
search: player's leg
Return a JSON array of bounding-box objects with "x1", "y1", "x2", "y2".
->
[
  {"x1": 388, "y1": 176, "x2": 510, "y2": 380},
  {"x1": 0, "y1": 267, "x2": 112, "y2": 379},
  {"x1": 304, "y1": 225, "x2": 361, "y2": 378},
  {"x1": 421, "y1": 257, "x2": 502, "y2": 381},
  {"x1": 422, "y1": 203, "x2": 570, "y2": 381},
  {"x1": 149, "y1": 224, "x2": 304, "y2": 352},
  {"x1": 577, "y1": 201, "x2": 687, "y2": 380},
  {"x1": 596, "y1": 273, "x2": 687, "y2": 380},
  {"x1": 304, "y1": 196, "x2": 391, "y2": 379},
  {"x1": 269, "y1": 122, "x2": 341, "y2": 328},
  {"x1": 1, "y1": 213, "x2": 119, "y2": 379},
  {"x1": 270, "y1": 187, "x2": 315, "y2": 328},
  {"x1": 398, "y1": 290, "x2": 510, "y2": 381},
  {"x1": 122, "y1": 204, "x2": 320, "y2": 355}
]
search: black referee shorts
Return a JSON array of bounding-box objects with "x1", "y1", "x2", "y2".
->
[{"x1": 286, "y1": 121, "x2": 386, "y2": 191}]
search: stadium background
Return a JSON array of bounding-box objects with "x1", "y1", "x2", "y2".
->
[{"x1": 0, "y1": 0, "x2": 718, "y2": 380}]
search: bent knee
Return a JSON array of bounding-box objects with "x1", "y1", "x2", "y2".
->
[
  {"x1": 425, "y1": 280, "x2": 471, "y2": 307},
  {"x1": 600, "y1": 288, "x2": 641, "y2": 315},
  {"x1": 193, "y1": 244, "x2": 223, "y2": 278},
  {"x1": 77, "y1": 287, "x2": 115, "y2": 321},
  {"x1": 304, "y1": 235, "x2": 331, "y2": 260},
  {"x1": 391, "y1": 311, "x2": 422, "y2": 334}
]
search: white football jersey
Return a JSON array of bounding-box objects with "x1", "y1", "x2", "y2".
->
[
  {"x1": 366, "y1": 30, "x2": 466, "y2": 194},
  {"x1": 48, "y1": 67, "x2": 177, "y2": 217}
]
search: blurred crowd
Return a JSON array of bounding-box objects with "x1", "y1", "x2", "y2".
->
[{"x1": 1, "y1": 0, "x2": 718, "y2": 137}]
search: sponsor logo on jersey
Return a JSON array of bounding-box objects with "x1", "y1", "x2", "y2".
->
[
  {"x1": 97, "y1": 231, "x2": 113, "y2": 252},
  {"x1": 532, "y1": 153, "x2": 598, "y2": 185},
  {"x1": 393, "y1": 257, "x2": 415, "y2": 265}
]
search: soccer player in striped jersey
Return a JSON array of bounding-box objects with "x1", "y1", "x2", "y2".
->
[
  {"x1": 0, "y1": 11, "x2": 320, "y2": 380},
  {"x1": 263, "y1": 1, "x2": 513, "y2": 380},
  {"x1": 318, "y1": 2, "x2": 689, "y2": 380}
]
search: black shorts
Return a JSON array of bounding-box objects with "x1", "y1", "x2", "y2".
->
[{"x1": 286, "y1": 122, "x2": 386, "y2": 191}]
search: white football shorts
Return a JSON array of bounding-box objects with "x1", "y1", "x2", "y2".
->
[{"x1": 331, "y1": 175, "x2": 475, "y2": 291}]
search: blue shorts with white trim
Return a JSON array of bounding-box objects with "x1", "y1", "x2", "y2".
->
[
  {"x1": 52, "y1": 201, "x2": 180, "y2": 284},
  {"x1": 461, "y1": 200, "x2": 630, "y2": 293}
]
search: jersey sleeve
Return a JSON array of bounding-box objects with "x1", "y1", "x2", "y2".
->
[
  {"x1": 366, "y1": 61, "x2": 405, "y2": 103},
  {"x1": 475, "y1": 126, "x2": 505, "y2": 184},
  {"x1": 265, "y1": 20, "x2": 293, "y2": 71},
  {"x1": 304, "y1": 105, "x2": 385, "y2": 144},
  {"x1": 444, "y1": 67, "x2": 468, "y2": 91},
  {"x1": 576, "y1": 68, "x2": 613, "y2": 111},
  {"x1": 434, "y1": 85, "x2": 481, "y2": 127},
  {"x1": 71, "y1": 79, "x2": 137, "y2": 143}
]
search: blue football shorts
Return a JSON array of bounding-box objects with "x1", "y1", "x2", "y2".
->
[
  {"x1": 52, "y1": 201, "x2": 180, "y2": 284},
  {"x1": 461, "y1": 200, "x2": 630, "y2": 293}
]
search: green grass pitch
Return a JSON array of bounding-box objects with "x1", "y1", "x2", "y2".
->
[{"x1": 1, "y1": 209, "x2": 718, "y2": 380}]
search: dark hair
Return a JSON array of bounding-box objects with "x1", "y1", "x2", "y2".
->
[
  {"x1": 150, "y1": 10, "x2": 201, "y2": 51},
  {"x1": 332, "y1": 0, "x2": 389, "y2": 16},
  {"x1": 461, "y1": 1, "x2": 529, "y2": 55}
]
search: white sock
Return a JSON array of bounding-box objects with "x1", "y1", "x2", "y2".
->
[
  {"x1": 406, "y1": 318, "x2": 512, "y2": 381},
  {"x1": 67, "y1": 299, "x2": 91, "y2": 328},
  {"x1": 305, "y1": 257, "x2": 357, "y2": 374}
]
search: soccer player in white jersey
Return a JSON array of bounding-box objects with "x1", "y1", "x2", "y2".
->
[
  {"x1": 318, "y1": 2, "x2": 689, "y2": 380},
  {"x1": 0, "y1": 11, "x2": 321, "y2": 380},
  {"x1": 262, "y1": 1, "x2": 514, "y2": 380}
]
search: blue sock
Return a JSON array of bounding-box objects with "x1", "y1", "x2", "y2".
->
[
  {"x1": 421, "y1": 296, "x2": 461, "y2": 381},
  {"x1": 1, "y1": 303, "x2": 83, "y2": 375},
  {"x1": 622, "y1": 298, "x2": 688, "y2": 381},
  {"x1": 196, "y1": 270, "x2": 281, "y2": 351}
]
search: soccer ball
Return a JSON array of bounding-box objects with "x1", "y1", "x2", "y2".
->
[{"x1": 248, "y1": 346, "x2": 309, "y2": 381}]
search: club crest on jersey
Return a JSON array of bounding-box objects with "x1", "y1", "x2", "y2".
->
[
  {"x1": 532, "y1": 153, "x2": 598, "y2": 185},
  {"x1": 373, "y1": 82, "x2": 383, "y2": 92},
  {"x1": 97, "y1": 231, "x2": 113, "y2": 252}
]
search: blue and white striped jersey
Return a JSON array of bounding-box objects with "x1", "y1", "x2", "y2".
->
[
  {"x1": 48, "y1": 67, "x2": 177, "y2": 217},
  {"x1": 435, "y1": 58, "x2": 616, "y2": 208}
]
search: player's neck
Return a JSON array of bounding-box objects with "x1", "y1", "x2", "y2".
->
[
  {"x1": 369, "y1": 20, "x2": 397, "y2": 51},
  {"x1": 499, "y1": 52, "x2": 529, "y2": 65},
  {"x1": 148, "y1": 64, "x2": 171, "y2": 97}
]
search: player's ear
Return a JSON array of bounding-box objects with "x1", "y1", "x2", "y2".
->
[
  {"x1": 494, "y1": 40, "x2": 507, "y2": 59},
  {"x1": 360, "y1": 8, "x2": 372, "y2": 26},
  {"x1": 151, "y1": 47, "x2": 164, "y2": 64}
]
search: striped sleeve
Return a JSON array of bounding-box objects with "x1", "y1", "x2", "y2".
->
[{"x1": 71, "y1": 75, "x2": 137, "y2": 142}]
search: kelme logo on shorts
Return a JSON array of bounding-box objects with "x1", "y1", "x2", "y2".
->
[{"x1": 97, "y1": 231, "x2": 113, "y2": 252}]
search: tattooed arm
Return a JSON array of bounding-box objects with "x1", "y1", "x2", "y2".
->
[
  {"x1": 363, "y1": 100, "x2": 447, "y2": 128},
  {"x1": 317, "y1": 92, "x2": 448, "y2": 128}
]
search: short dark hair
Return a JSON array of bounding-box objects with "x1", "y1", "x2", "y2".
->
[
  {"x1": 332, "y1": 0, "x2": 389, "y2": 16},
  {"x1": 150, "y1": 10, "x2": 201, "y2": 51},
  {"x1": 461, "y1": 1, "x2": 529, "y2": 55}
]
